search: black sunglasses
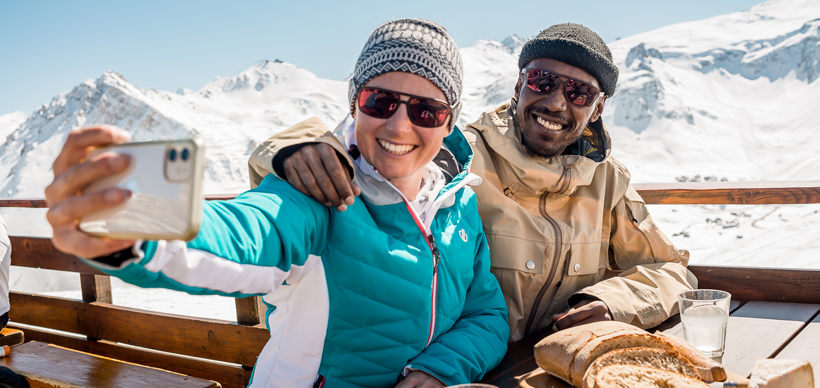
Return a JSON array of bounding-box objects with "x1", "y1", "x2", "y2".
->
[
  {"x1": 357, "y1": 87, "x2": 452, "y2": 128},
  {"x1": 522, "y1": 68, "x2": 601, "y2": 107}
]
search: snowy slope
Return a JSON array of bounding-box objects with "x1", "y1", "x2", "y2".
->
[
  {"x1": 0, "y1": 111, "x2": 25, "y2": 145},
  {"x1": 0, "y1": 61, "x2": 348, "y2": 199}
]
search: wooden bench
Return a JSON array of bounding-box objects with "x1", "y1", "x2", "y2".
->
[
  {"x1": 2, "y1": 342, "x2": 219, "y2": 388},
  {"x1": 0, "y1": 196, "x2": 268, "y2": 387}
]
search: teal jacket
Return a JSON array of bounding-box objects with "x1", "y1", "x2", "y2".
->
[{"x1": 84, "y1": 122, "x2": 509, "y2": 388}]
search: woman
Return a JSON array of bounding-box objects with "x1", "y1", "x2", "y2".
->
[{"x1": 45, "y1": 19, "x2": 509, "y2": 388}]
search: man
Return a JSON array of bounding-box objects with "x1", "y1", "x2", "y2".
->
[{"x1": 249, "y1": 23, "x2": 696, "y2": 342}]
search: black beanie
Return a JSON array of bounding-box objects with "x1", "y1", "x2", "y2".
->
[{"x1": 518, "y1": 23, "x2": 618, "y2": 96}]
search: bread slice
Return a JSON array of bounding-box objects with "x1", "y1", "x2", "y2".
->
[
  {"x1": 568, "y1": 332, "x2": 676, "y2": 386},
  {"x1": 655, "y1": 332, "x2": 726, "y2": 382},
  {"x1": 581, "y1": 348, "x2": 699, "y2": 388},
  {"x1": 592, "y1": 365, "x2": 710, "y2": 388},
  {"x1": 534, "y1": 321, "x2": 645, "y2": 385}
]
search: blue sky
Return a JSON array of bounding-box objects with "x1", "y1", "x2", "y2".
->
[{"x1": 1, "y1": 0, "x2": 766, "y2": 116}]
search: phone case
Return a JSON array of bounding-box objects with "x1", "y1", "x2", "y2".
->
[{"x1": 79, "y1": 139, "x2": 205, "y2": 241}]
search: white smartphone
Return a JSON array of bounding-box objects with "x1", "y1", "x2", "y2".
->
[{"x1": 79, "y1": 139, "x2": 205, "y2": 241}]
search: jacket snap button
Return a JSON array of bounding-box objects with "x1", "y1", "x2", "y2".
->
[
  {"x1": 526, "y1": 261, "x2": 535, "y2": 270},
  {"x1": 574, "y1": 263, "x2": 581, "y2": 272}
]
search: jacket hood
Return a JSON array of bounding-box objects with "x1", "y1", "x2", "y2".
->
[{"x1": 465, "y1": 102, "x2": 612, "y2": 197}]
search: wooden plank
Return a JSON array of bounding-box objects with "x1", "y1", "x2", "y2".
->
[
  {"x1": 234, "y1": 296, "x2": 267, "y2": 327},
  {"x1": 10, "y1": 292, "x2": 83, "y2": 334},
  {"x1": 689, "y1": 266, "x2": 820, "y2": 304},
  {"x1": 0, "y1": 195, "x2": 238, "y2": 209},
  {"x1": 721, "y1": 301, "x2": 820, "y2": 377},
  {"x1": 4, "y1": 182, "x2": 820, "y2": 209},
  {"x1": 9, "y1": 237, "x2": 106, "y2": 275},
  {"x1": 9, "y1": 291, "x2": 268, "y2": 367},
  {"x1": 633, "y1": 181, "x2": 820, "y2": 205},
  {"x1": 80, "y1": 274, "x2": 112, "y2": 304},
  {"x1": 12, "y1": 325, "x2": 247, "y2": 388},
  {"x1": 655, "y1": 300, "x2": 742, "y2": 338},
  {"x1": 775, "y1": 313, "x2": 820, "y2": 384},
  {"x1": 1, "y1": 341, "x2": 220, "y2": 388},
  {"x1": 0, "y1": 199, "x2": 47, "y2": 208}
]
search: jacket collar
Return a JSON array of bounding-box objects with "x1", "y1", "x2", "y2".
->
[
  {"x1": 466, "y1": 102, "x2": 613, "y2": 197},
  {"x1": 335, "y1": 115, "x2": 481, "y2": 214}
]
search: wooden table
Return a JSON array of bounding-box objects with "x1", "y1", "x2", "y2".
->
[{"x1": 480, "y1": 300, "x2": 820, "y2": 387}]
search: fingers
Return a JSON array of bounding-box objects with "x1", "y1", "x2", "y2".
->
[
  {"x1": 552, "y1": 300, "x2": 611, "y2": 331},
  {"x1": 283, "y1": 144, "x2": 360, "y2": 212},
  {"x1": 565, "y1": 314, "x2": 613, "y2": 329},
  {"x1": 302, "y1": 147, "x2": 347, "y2": 210},
  {"x1": 393, "y1": 371, "x2": 445, "y2": 388},
  {"x1": 286, "y1": 153, "x2": 332, "y2": 207},
  {"x1": 48, "y1": 188, "x2": 136, "y2": 258},
  {"x1": 45, "y1": 152, "x2": 130, "y2": 206},
  {"x1": 316, "y1": 144, "x2": 359, "y2": 206},
  {"x1": 52, "y1": 125, "x2": 130, "y2": 177},
  {"x1": 283, "y1": 161, "x2": 311, "y2": 197},
  {"x1": 47, "y1": 188, "x2": 131, "y2": 227}
]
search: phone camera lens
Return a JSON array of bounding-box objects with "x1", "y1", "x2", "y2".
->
[
  {"x1": 169, "y1": 149, "x2": 177, "y2": 161},
  {"x1": 181, "y1": 148, "x2": 189, "y2": 161}
]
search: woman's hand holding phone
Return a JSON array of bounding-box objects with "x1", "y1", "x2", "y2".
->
[{"x1": 46, "y1": 125, "x2": 137, "y2": 259}]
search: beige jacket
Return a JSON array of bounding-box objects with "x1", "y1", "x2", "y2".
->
[{"x1": 249, "y1": 107, "x2": 697, "y2": 342}]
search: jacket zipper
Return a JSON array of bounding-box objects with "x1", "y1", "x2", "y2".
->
[
  {"x1": 556, "y1": 165, "x2": 572, "y2": 195},
  {"x1": 523, "y1": 189, "x2": 565, "y2": 336},
  {"x1": 376, "y1": 174, "x2": 440, "y2": 348}
]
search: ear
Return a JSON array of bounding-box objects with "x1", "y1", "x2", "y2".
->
[
  {"x1": 590, "y1": 95, "x2": 607, "y2": 122},
  {"x1": 514, "y1": 73, "x2": 524, "y2": 100}
]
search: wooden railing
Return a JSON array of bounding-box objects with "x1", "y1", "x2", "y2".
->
[{"x1": 2, "y1": 182, "x2": 820, "y2": 387}]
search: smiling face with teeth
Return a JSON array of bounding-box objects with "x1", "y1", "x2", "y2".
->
[
  {"x1": 513, "y1": 58, "x2": 607, "y2": 159},
  {"x1": 354, "y1": 72, "x2": 450, "y2": 200}
]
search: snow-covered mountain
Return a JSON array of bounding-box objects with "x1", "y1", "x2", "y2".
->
[
  {"x1": 2, "y1": 0, "x2": 820, "y2": 273},
  {"x1": 0, "y1": 61, "x2": 348, "y2": 198},
  {"x1": 604, "y1": 0, "x2": 820, "y2": 184}
]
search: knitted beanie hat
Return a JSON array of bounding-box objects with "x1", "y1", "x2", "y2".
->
[
  {"x1": 349, "y1": 18, "x2": 463, "y2": 130},
  {"x1": 518, "y1": 23, "x2": 618, "y2": 96}
]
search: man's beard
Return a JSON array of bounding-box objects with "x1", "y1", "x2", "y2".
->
[{"x1": 513, "y1": 104, "x2": 587, "y2": 159}]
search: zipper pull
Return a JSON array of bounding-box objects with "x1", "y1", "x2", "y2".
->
[
  {"x1": 552, "y1": 166, "x2": 570, "y2": 188},
  {"x1": 427, "y1": 234, "x2": 441, "y2": 273}
]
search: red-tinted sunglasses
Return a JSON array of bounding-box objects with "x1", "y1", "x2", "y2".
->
[
  {"x1": 357, "y1": 87, "x2": 452, "y2": 128},
  {"x1": 523, "y1": 68, "x2": 601, "y2": 107}
]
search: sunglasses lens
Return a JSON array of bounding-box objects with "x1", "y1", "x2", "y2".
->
[
  {"x1": 408, "y1": 98, "x2": 450, "y2": 128},
  {"x1": 358, "y1": 88, "x2": 399, "y2": 118},
  {"x1": 566, "y1": 80, "x2": 597, "y2": 106},
  {"x1": 526, "y1": 69, "x2": 559, "y2": 94},
  {"x1": 525, "y1": 69, "x2": 599, "y2": 107}
]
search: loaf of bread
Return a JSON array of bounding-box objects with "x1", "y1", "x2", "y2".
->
[
  {"x1": 655, "y1": 332, "x2": 727, "y2": 382},
  {"x1": 581, "y1": 347, "x2": 699, "y2": 388},
  {"x1": 534, "y1": 321, "x2": 647, "y2": 385},
  {"x1": 591, "y1": 365, "x2": 710, "y2": 388},
  {"x1": 533, "y1": 321, "x2": 727, "y2": 387}
]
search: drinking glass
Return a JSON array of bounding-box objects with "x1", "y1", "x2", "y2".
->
[{"x1": 678, "y1": 289, "x2": 731, "y2": 358}]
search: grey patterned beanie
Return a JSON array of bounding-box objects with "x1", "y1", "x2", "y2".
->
[
  {"x1": 518, "y1": 23, "x2": 619, "y2": 96},
  {"x1": 349, "y1": 18, "x2": 463, "y2": 130}
]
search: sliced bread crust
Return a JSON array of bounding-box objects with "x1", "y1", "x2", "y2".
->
[
  {"x1": 568, "y1": 333, "x2": 676, "y2": 386},
  {"x1": 534, "y1": 321, "x2": 643, "y2": 384},
  {"x1": 592, "y1": 364, "x2": 710, "y2": 388},
  {"x1": 581, "y1": 347, "x2": 699, "y2": 388}
]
